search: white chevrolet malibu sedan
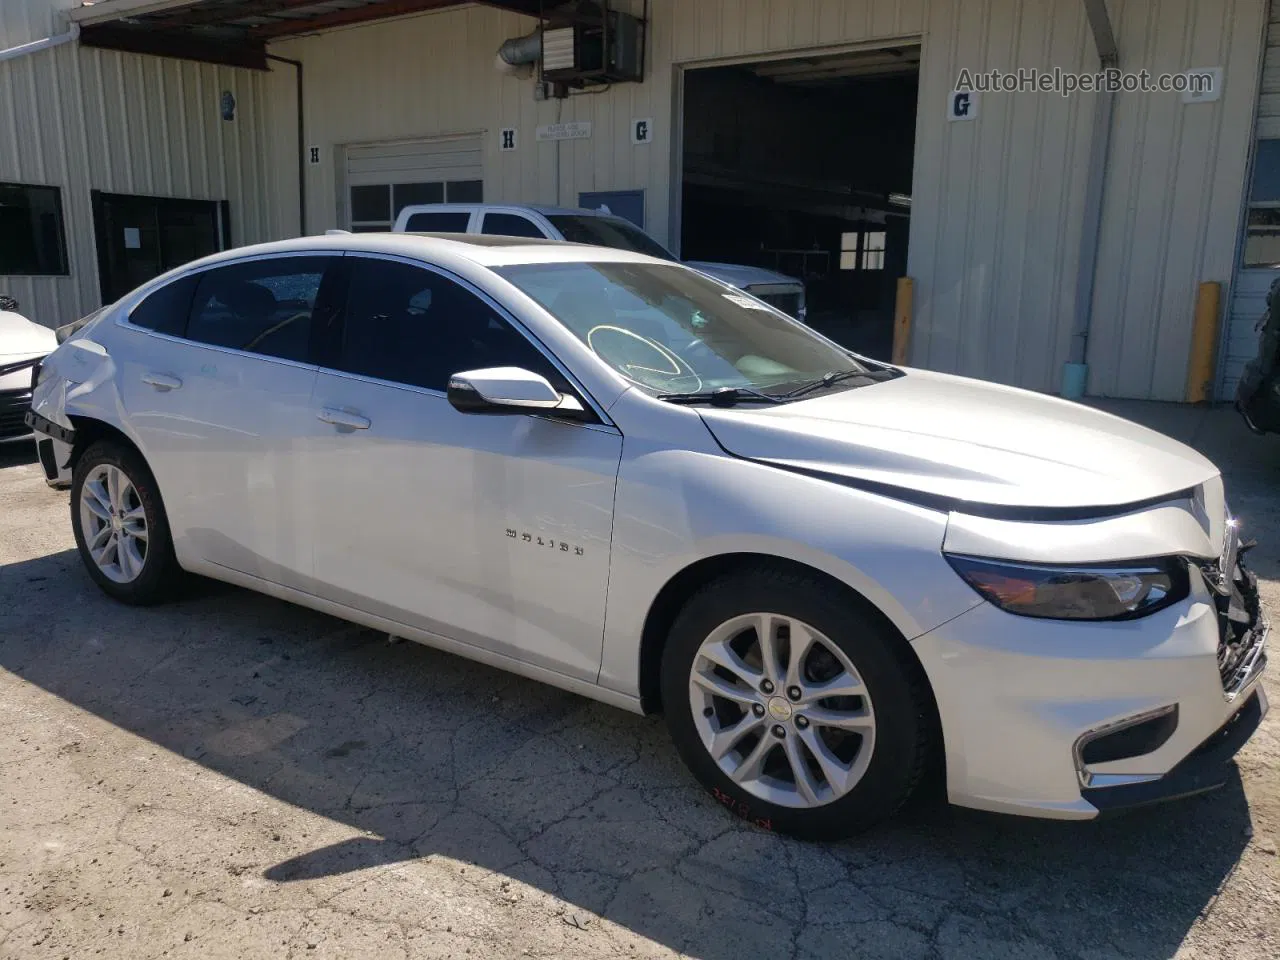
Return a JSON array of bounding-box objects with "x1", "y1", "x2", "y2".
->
[{"x1": 27, "y1": 233, "x2": 1268, "y2": 839}]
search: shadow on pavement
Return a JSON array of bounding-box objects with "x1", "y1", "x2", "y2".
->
[
  {"x1": 0, "y1": 547, "x2": 1256, "y2": 960},
  {"x1": 0, "y1": 439, "x2": 38, "y2": 469}
]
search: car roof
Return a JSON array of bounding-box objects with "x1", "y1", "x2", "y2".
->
[{"x1": 171, "y1": 232, "x2": 673, "y2": 273}]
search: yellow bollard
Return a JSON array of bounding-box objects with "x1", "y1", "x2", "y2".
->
[
  {"x1": 893, "y1": 277, "x2": 913, "y2": 367},
  {"x1": 1186, "y1": 281, "x2": 1222, "y2": 404}
]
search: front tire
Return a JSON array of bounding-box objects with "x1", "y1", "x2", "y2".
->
[
  {"x1": 660, "y1": 566, "x2": 936, "y2": 840},
  {"x1": 70, "y1": 440, "x2": 180, "y2": 605}
]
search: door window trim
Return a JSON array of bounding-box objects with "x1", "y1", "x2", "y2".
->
[
  {"x1": 323, "y1": 252, "x2": 615, "y2": 428},
  {"x1": 115, "y1": 250, "x2": 347, "y2": 370}
]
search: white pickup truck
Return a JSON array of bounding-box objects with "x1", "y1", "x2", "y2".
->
[{"x1": 391, "y1": 203, "x2": 806, "y2": 320}]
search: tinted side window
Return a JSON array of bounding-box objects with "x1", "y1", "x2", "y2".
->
[
  {"x1": 481, "y1": 213, "x2": 547, "y2": 239},
  {"x1": 128, "y1": 273, "x2": 199, "y2": 336},
  {"x1": 403, "y1": 211, "x2": 471, "y2": 233},
  {"x1": 337, "y1": 257, "x2": 564, "y2": 392},
  {"x1": 185, "y1": 257, "x2": 331, "y2": 362}
]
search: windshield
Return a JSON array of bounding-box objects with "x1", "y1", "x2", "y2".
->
[
  {"x1": 546, "y1": 215, "x2": 677, "y2": 262},
  {"x1": 495, "y1": 261, "x2": 868, "y2": 396}
]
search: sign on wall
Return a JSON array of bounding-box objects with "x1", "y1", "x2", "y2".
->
[
  {"x1": 500, "y1": 128, "x2": 518, "y2": 151},
  {"x1": 1183, "y1": 67, "x2": 1224, "y2": 104},
  {"x1": 631, "y1": 118, "x2": 653, "y2": 145},
  {"x1": 536, "y1": 121, "x2": 592, "y2": 142},
  {"x1": 307, "y1": 146, "x2": 322, "y2": 165},
  {"x1": 948, "y1": 90, "x2": 979, "y2": 122}
]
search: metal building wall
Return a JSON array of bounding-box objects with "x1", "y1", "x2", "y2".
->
[
  {"x1": 0, "y1": 0, "x2": 75, "y2": 49},
  {"x1": 0, "y1": 15, "x2": 274, "y2": 329},
  {"x1": 908, "y1": 0, "x2": 1094, "y2": 394},
  {"x1": 266, "y1": 0, "x2": 1264, "y2": 399},
  {"x1": 910, "y1": 0, "x2": 1266, "y2": 398},
  {"x1": 1084, "y1": 0, "x2": 1266, "y2": 401}
]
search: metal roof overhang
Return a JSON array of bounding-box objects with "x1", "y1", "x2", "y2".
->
[{"x1": 71, "y1": 0, "x2": 542, "y2": 70}]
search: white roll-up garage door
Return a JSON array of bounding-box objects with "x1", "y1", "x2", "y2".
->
[
  {"x1": 1223, "y1": 4, "x2": 1280, "y2": 398},
  {"x1": 344, "y1": 135, "x2": 484, "y2": 231}
]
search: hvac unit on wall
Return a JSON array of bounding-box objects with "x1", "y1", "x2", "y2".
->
[{"x1": 498, "y1": 1, "x2": 647, "y2": 95}]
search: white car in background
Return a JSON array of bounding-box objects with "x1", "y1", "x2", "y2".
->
[
  {"x1": 391, "y1": 203, "x2": 808, "y2": 320},
  {"x1": 0, "y1": 297, "x2": 56, "y2": 445},
  {"x1": 27, "y1": 233, "x2": 1268, "y2": 839}
]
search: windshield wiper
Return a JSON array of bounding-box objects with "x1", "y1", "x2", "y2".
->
[
  {"x1": 657, "y1": 386, "x2": 784, "y2": 407},
  {"x1": 776, "y1": 367, "x2": 894, "y2": 400}
]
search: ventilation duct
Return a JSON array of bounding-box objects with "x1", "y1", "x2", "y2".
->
[{"x1": 496, "y1": 29, "x2": 541, "y2": 74}]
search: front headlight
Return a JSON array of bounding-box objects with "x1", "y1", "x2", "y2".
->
[{"x1": 945, "y1": 555, "x2": 1190, "y2": 621}]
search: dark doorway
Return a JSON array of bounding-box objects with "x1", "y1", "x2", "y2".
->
[
  {"x1": 680, "y1": 48, "x2": 919, "y2": 360},
  {"x1": 92, "y1": 192, "x2": 230, "y2": 303}
]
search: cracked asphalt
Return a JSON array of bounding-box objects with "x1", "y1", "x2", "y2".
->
[{"x1": 1, "y1": 400, "x2": 1279, "y2": 960}]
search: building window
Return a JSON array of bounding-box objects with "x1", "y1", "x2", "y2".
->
[
  {"x1": 839, "y1": 232, "x2": 859, "y2": 271},
  {"x1": 348, "y1": 180, "x2": 484, "y2": 232},
  {"x1": 839, "y1": 230, "x2": 886, "y2": 272},
  {"x1": 861, "y1": 231, "x2": 886, "y2": 271},
  {"x1": 0, "y1": 182, "x2": 69, "y2": 276},
  {"x1": 1245, "y1": 139, "x2": 1280, "y2": 268}
]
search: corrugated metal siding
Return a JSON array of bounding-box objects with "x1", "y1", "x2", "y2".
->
[
  {"x1": 0, "y1": 41, "x2": 274, "y2": 330},
  {"x1": 0, "y1": 0, "x2": 76, "y2": 50},
  {"x1": 910, "y1": 0, "x2": 1266, "y2": 397},
  {"x1": 266, "y1": 0, "x2": 1264, "y2": 399},
  {"x1": 1222, "y1": 0, "x2": 1280, "y2": 400},
  {"x1": 1084, "y1": 0, "x2": 1266, "y2": 401},
  {"x1": 908, "y1": 0, "x2": 1093, "y2": 393}
]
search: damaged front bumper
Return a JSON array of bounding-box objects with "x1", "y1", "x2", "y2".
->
[
  {"x1": 23, "y1": 410, "x2": 75, "y2": 487},
  {"x1": 24, "y1": 373, "x2": 77, "y2": 488}
]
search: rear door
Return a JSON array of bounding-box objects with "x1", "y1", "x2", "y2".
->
[
  {"x1": 305, "y1": 254, "x2": 622, "y2": 681},
  {"x1": 117, "y1": 253, "x2": 345, "y2": 587}
]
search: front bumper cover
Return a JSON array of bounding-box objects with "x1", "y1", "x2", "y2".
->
[
  {"x1": 911, "y1": 549, "x2": 1268, "y2": 820},
  {"x1": 24, "y1": 409, "x2": 75, "y2": 445},
  {"x1": 1083, "y1": 685, "x2": 1268, "y2": 814}
]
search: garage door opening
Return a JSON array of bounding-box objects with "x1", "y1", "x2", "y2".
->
[{"x1": 680, "y1": 47, "x2": 919, "y2": 360}]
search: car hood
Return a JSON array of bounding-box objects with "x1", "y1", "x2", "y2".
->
[
  {"x1": 0, "y1": 310, "x2": 56, "y2": 358},
  {"x1": 697, "y1": 369, "x2": 1219, "y2": 511},
  {"x1": 683, "y1": 261, "x2": 803, "y2": 291}
]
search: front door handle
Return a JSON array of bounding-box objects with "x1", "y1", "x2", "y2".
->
[
  {"x1": 141, "y1": 372, "x2": 182, "y2": 391},
  {"x1": 318, "y1": 407, "x2": 371, "y2": 430}
]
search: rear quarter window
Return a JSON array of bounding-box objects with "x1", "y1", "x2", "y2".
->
[{"x1": 127, "y1": 273, "x2": 200, "y2": 337}]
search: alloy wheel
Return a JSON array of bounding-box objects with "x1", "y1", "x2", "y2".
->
[
  {"x1": 688, "y1": 612, "x2": 876, "y2": 809},
  {"x1": 78, "y1": 463, "x2": 149, "y2": 584}
]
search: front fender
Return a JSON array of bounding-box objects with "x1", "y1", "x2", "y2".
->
[
  {"x1": 30, "y1": 335, "x2": 137, "y2": 482},
  {"x1": 598, "y1": 441, "x2": 982, "y2": 697}
]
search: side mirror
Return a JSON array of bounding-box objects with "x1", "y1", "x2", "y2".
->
[{"x1": 447, "y1": 367, "x2": 587, "y2": 419}]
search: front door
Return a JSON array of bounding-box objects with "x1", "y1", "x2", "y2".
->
[
  {"x1": 117, "y1": 253, "x2": 344, "y2": 588},
  {"x1": 92, "y1": 192, "x2": 229, "y2": 303},
  {"x1": 307, "y1": 254, "x2": 622, "y2": 682}
]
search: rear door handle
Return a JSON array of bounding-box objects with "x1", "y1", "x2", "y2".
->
[
  {"x1": 318, "y1": 407, "x2": 371, "y2": 430},
  {"x1": 141, "y1": 373, "x2": 182, "y2": 391}
]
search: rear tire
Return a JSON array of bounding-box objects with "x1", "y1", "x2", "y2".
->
[
  {"x1": 70, "y1": 440, "x2": 180, "y2": 605},
  {"x1": 660, "y1": 565, "x2": 936, "y2": 840}
]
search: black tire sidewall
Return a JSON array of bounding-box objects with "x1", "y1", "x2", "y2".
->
[
  {"x1": 70, "y1": 441, "x2": 176, "y2": 605},
  {"x1": 661, "y1": 568, "x2": 930, "y2": 840}
]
